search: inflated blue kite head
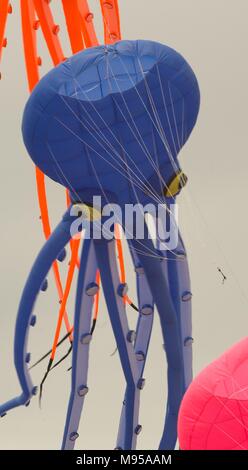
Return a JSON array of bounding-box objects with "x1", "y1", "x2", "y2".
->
[{"x1": 22, "y1": 40, "x2": 200, "y2": 206}]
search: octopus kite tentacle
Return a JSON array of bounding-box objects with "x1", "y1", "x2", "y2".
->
[
  {"x1": 166, "y1": 231, "x2": 193, "y2": 390},
  {"x1": 94, "y1": 236, "x2": 140, "y2": 450},
  {"x1": 0, "y1": 209, "x2": 74, "y2": 417},
  {"x1": 130, "y1": 221, "x2": 184, "y2": 450},
  {"x1": 116, "y1": 239, "x2": 154, "y2": 449},
  {"x1": 62, "y1": 237, "x2": 98, "y2": 450},
  {"x1": 157, "y1": 208, "x2": 193, "y2": 448}
]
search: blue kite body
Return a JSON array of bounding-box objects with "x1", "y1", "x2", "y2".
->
[
  {"x1": 0, "y1": 40, "x2": 200, "y2": 450},
  {"x1": 22, "y1": 40, "x2": 199, "y2": 206}
]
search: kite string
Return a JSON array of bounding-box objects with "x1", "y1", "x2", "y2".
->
[
  {"x1": 102, "y1": 16, "x2": 179, "y2": 175},
  {"x1": 89, "y1": 156, "x2": 165, "y2": 260},
  {"x1": 104, "y1": 55, "x2": 184, "y2": 258},
  {"x1": 105, "y1": 56, "x2": 176, "y2": 194},
  {"x1": 54, "y1": 107, "x2": 165, "y2": 209},
  {"x1": 61, "y1": 56, "x2": 186, "y2": 259},
  {"x1": 67, "y1": 55, "x2": 173, "y2": 203},
  {"x1": 69, "y1": 53, "x2": 179, "y2": 203},
  {"x1": 59, "y1": 91, "x2": 166, "y2": 207},
  {"x1": 50, "y1": 89, "x2": 181, "y2": 257},
  {"x1": 47, "y1": 126, "x2": 165, "y2": 261},
  {"x1": 51, "y1": 113, "x2": 179, "y2": 259},
  {"x1": 115, "y1": 53, "x2": 181, "y2": 177},
  {"x1": 136, "y1": 58, "x2": 185, "y2": 179},
  {"x1": 104, "y1": 56, "x2": 182, "y2": 260}
]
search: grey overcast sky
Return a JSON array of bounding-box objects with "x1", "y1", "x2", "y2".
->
[{"x1": 0, "y1": 0, "x2": 247, "y2": 449}]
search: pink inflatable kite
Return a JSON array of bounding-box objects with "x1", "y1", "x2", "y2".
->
[{"x1": 178, "y1": 337, "x2": 248, "y2": 450}]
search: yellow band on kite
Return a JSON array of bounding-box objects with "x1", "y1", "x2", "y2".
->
[{"x1": 164, "y1": 171, "x2": 188, "y2": 197}]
